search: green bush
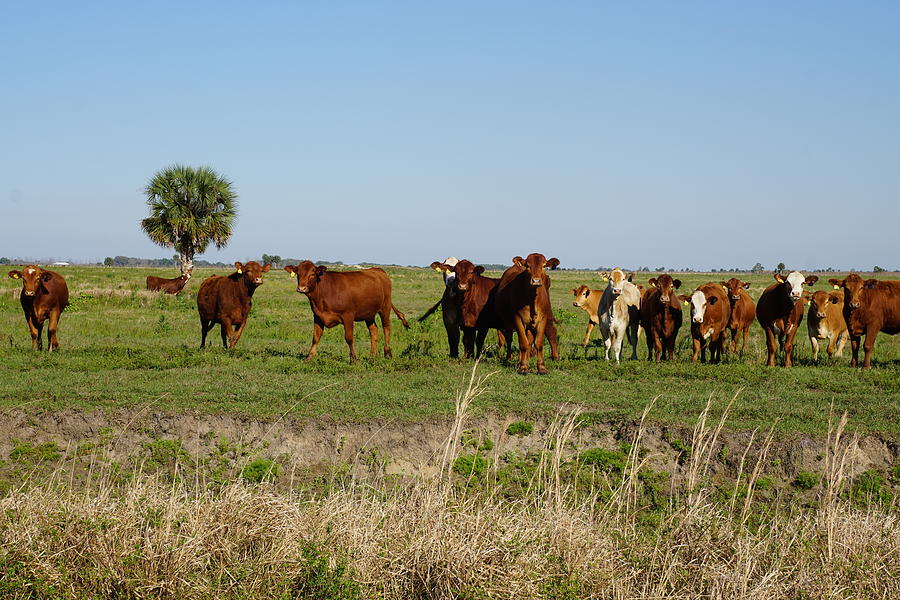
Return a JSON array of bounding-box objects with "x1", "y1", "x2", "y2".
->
[
  {"x1": 284, "y1": 543, "x2": 361, "y2": 600},
  {"x1": 793, "y1": 471, "x2": 819, "y2": 490},
  {"x1": 578, "y1": 448, "x2": 625, "y2": 473},
  {"x1": 506, "y1": 421, "x2": 533, "y2": 436},
  {"x1": 453, "y1": 454, "x2": 489, "y2": 478},
  {"x1": 242, "y1": 458, "x2": 281, "y2": 483}
]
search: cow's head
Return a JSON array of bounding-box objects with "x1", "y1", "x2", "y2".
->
[
  {"x1": 430, "y1": 256, "x2": 459, "y2": 285},
  {"x1": 235, "y1": 261, "x2": 270, "y2": 286},
  {"x1": 720, "y1": 278, "x2": 750, "y2": 302},
  {"x1": 572, "y1": 285, "x2": 592, "y2": 308},
  {"x1": 181, "y1": 273, "x2": 192, "y2": 281},
  {"x1": 450, "y1": 260, "x2": 484, "y2": 292},
  {"x1": 828, "y1": 273, "x2": 865, "y2": 309},
  {"x1": 809, "y1": 290, "x2": 841, "y2": 319},
  {"x1": 678, "y1": 289, "x2": 718, "y2": 324},
  {"x1": 284, "y1": 260, "x2": 326, "y2": 294},
  {"x1": 7, "y1": 266, "x2": 51, "y2": 297},
  {"x1": 599, "y1": 268, "x2": 634, "y2": 296},
  {"x1": 513, "y1": 254, "x2": 559, "y2": 287},
  {"x1": 647, "y1": 274, "x2": 681, "y2": 304},
  {"x1": 775, "y1": 271, "x2": 817, "y2": 302}
]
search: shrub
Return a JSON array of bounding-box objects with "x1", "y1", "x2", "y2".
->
[
  {"x1": 453, "y1": 454, "x2": 489, "y2": 478},
  {"x1": 287, "y1": 543, "x2": 361, "y2": 600},
  {"x1": 505, "y1": 421, "x2": 533, "y2": 436},
  {"x1": 793, "y1": 472, "x2": 819, "y2": 490},
  {"x1": 242, "y1": 458, "x2": 281, "y2": 483},
  {"x1": 578, "y1": 448, "x2": 625, "y2": 473}
]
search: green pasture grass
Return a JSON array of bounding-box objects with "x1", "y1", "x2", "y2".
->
[{"x1": 1, "y1": 265, "x2": 898, "y2": 438}]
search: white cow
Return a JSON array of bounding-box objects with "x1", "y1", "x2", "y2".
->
[{"x1": 596, "y1": 269, "x2": 642, "y2": 362}]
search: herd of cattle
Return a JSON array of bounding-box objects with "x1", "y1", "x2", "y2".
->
[{"x1": 6, "y1": 254, "x2": 900, "y2": 371}]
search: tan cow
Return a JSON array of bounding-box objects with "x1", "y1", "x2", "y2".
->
[{"x1": 806, "y1": 290, "x2": 848, "y2": 361}]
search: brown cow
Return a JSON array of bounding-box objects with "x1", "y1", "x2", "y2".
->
[
  {"x1": 284, "y1": 261, "x2": 409, "y2": 361},
  {"x1": 756, "y1": 271, "x2": 818, "y2": 367},
  {"x1": 829, "y1": 274, "x2": 900, "y2": 368},
  {"x1": 806, "y1": 290, "x2": 848, "y2": 361},
  {"x1": 640, "y1": 274, "x2": 683, "y2": 362},
  {"x1": 435, "y1": 259, "x2": 507, "y2": 359},
  {"x1": 720, "y1": 278, "x2": 756, "y2": 355},
  {"x1": 420, "y1": 258, "x2": 462, "y2": 358},
  {"x1": 8, "y1": 266, "x2": 69, "y2": 351},
  {"x1": 146, "y1": 272, "x2": 191, "y2": 294},
  {"x1": 679, "y1": 283, "x2": 731, "y2": 364},
  {"x1": 494, "y1": 254, "x2": 560, "y2": 374},
  {"x1": 197, "y1": 261, "x2": 271, "y2": 349}
]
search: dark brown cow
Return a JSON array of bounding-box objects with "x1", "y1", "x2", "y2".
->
[
  {"x1": 756, "y1": 271, "x2": 818, "y2": 367},
  {"x1": 146, "y1": 272, "x2": 191, "y2": 294},
  {"x1": 639, "y1": 274, "x2": 683, "y2": 362},
  {"x1": 8, "y1": 266, "x2": 69, "y2": 351},
  {"x1": 197, "y1": 261, "x2": 271, "y2": 349},
  {"x1": 829, "y1": 274, "x2": 900, "y2": 368},
  {"x1": 284, "y1": 261, "x2": 409, "y2": 361},
  {"x1": 493, "y1": 253, "x2": 559, "y2": 374},
  {"x1": 806, "y1": 290, "x2": 848, "y2": 361},
  {"x1": 420, "y1": 259, "x2": 462, "y2": 358},
  {"x1": 678, "y1": 283, "x2": 731, "y2": 364},
  {"x1": 720, "y1": 278, "x2": 756, "y2": 355},
  {"x1": 435, "y1": 259, "x2": 507, "y2": 359}
]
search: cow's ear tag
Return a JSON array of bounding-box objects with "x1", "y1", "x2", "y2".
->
[
  {"x1": 12, "y1": 273, "x2": 19, "y2": 279},
  {"x1": 289, "y1": 271, "x2": 295, "y2": 278},
  {"x1": 237, "y1": 269, "x2": 242, "y2": 274},
  {"x1": 833, "y1": 285, "x2": 840, "y2": 290},
  {"x1": 722, "y1": 285, "x2": 727, "y2": 291},
  {"x1": 683, "y1": 300, "x2": 690, "y2": 306}
]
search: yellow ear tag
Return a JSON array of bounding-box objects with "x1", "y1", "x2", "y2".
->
[
  {"x1": 289, "y1": 271, "x2": 295, "y2": 278},
  {"x1": 722, "y1": 285, "x2": 727, "y2": 291},
  {"x1": 833, "y1": 285, "x2": 840, "y2": 290},
  {"x1": 237, "y1": 269, "x2": 242, "y2": 274},
  {"x1": 12, "y1": 273, "x2": 19, "y2": 279},
  {"x1": 683, "y1": 300, "x2": 690, "y2": 306}
]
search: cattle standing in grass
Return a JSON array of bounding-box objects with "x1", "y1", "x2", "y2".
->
[
  {"x1": 434, "y1": 259, "x2": 506, "y2": 359},
  {"x1": 420, "y1": 258, "x2": 462, "y2": 358},
  {"x1": 8, "y1": 266, "x2": 69, "y2": 351},
  {"x1": 639, "y1": 274, "x2": 683, "y2": 362},
  {"x1": 494, "y1": 254, "x2": 560, "y2": 374},
  {"x1": 284, "y1": 261, "x2": 409, "y2": 362},
  {"x1": 572, "y1": 285, "x2": 603, "y2": 346},
  {"x1": 596, "y1": 269, "x2": 642, "y2": 362},
  {"x1": 756, "y1": 271, "x2": 818, "y2": 367},
  {"x1": 679, "y1": 283, "x2": 731, "y2": 364},
  {"x1": 806, "y1": 290, "x2": 848, "y2": 361},
  {"x1": 197, "y1": 261, "x2": 271, "y2": 349},
  {"x1": 146, "y1": 272, "x2": 191, "y2": 294},
  {"x1": 720, "y1": 278, "x2": 755, "y2": 355},
  {"x1": 829, "y1": 274, "x2": 900, "y2": 368}
]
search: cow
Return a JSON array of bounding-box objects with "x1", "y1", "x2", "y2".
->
[
  {"x1": 639, "y1": 274, "x2": 683, "y2": 362},
  {"x1": 7, "y1": 266, "x2": 69, "y2": 351},
  {"x1": 433, "y1": 259, "x2": 506, "y2": 359},
  {"x1": 756, "y1": 271, "x2": 818, "y2": 367},
  {"x1": 829, "y1": 273, "x2": 900, "y2": 368},
  {"x1": 284, "y1": 261, "x2": 409, "y2": 361},
  {"x1": 720, "y1": 278, "x2": 756, "y2": 355},
  {"x1": 678, "y1": 283, "x2": 731, "y2": 364},
  {"x1": 197, "y1": 261, "x2": 271, "y2": 349},
  {"x1": 419, "y1": 257, "x2": 462, "y2": 358},
  {"x1": 806, "y1": 290, "x2": 848, "y2": 361},
  {"x1": 595, "y1": 269, "x2": 642, "y2": 362},
  {"x1": 146, "y1": 272, "x2": 191, "y2": 294},
  {"x1": 572, "y1": 285, "x2": 603, "y2": 347},
  {"x1": 494, "y1": 254, "x2": 560, "y2": 374}
]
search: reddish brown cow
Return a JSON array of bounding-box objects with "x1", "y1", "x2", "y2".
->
[
  {"x1": 639, "y1": 274, "x2": 683, "y2": 362},
  {"x1": 8, "y1": 266, "x2": 69, "y2": 351},
  {"x1": 829, "y1": 274, "x2": 900, "y2": 368},
  {"x1": 678, "y1": 283, "x2": 731, "y2": 364},
  {"x1": 435, "y1": 259, "x2": 507, "y2": 359},
  {"x1": 146, "y1": 273, "x2": 191, "y2": 294},
  {"x1": 756, "y1": 271, "x2": 818, "y2": 367},
  {"x1": 720, "y1": 278, "x2": 756, "y2": 355},
  {"x1": 284, "y1": 261, "x2": 409, "y2": 361},
  {"x1": 493, "y1": 254, "x2": 559, "y2": 374},
  {"x1": 806, "y1": 290, "x2": 848, "y2": 361},
  {"x1": 197, "y1": 261, "x2": 271, "y2": 349}
]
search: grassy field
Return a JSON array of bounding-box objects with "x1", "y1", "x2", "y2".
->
[{"x1": 2, "y1": 265, "x2": 898, "y2": 437}]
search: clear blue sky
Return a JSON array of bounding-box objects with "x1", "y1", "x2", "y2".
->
[{"x1": 2, "y1": 1, "x2": 898, "y2": 270}]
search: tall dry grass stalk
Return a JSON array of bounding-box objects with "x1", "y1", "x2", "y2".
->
[{"x1": 438, "y1": 359, "x2": 495, "y2": 480}]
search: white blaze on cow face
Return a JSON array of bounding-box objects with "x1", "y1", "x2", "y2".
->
[
  {"x1": 690, "y1": 290, "x2": 707, "y2": 324},
  {"x1": 785, "y1": 271, "x2": 807, "y2": 301}
]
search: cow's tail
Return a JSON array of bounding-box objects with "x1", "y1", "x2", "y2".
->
[
  {"x1": 392, "y1": 304, "x2": 411, "y2": 329},
  {"x1": 417, "y1": 298, "x2": 442, "y2": 322}
]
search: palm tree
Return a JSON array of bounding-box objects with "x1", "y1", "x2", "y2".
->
[{"x1": 141, "y1": 165, "x2": 237, "y2": 275}]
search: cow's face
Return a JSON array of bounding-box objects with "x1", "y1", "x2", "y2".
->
[
  {"x1": 181, "y1": 273, "x2": 191, "y2": 281},
  {"x1": 775, "y1": 271, "x2": 817, "y2": 302},
  {"x1": 284, "y1": 261, "x2": 325, "y2": 294},
  {"x1": 648, "y1": 274, "x2": 681, "y2": 303},
  {"x1": 235, "y1": 261, "x2": 270, "y2": 285},
  {"x1": 677, "y1": 289, "x2": 714, "y2": 324},
  {"x1": 513, "y1": 254, "x2": 559, "y2": 287},
  {"x1": 809, "y1": 290, "x2": 840, "y2": 319},
  {"x1": 7, "y1": 266, "x2": 50, "y2": 297},
  {"x1": 599, "y1": 269, "x2": 634, "y2": 296},
  {"x1": 721, "y1": 278, "x2": 750, "y2": 302},
  {"x1": 452, "y1": 260, "x2": 484, "y2": 292},
  {"x1": 572, "y1": 285, "x2": 592, "y2": 308},
  {"x1": 430, "y1": 257, "x2": 458, "y2": 285},
  {"x1": 829, "y1": 273, "x2": 864, "y2": 309}
]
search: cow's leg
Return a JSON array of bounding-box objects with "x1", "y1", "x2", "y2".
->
[
  {"x1": 763, "y1": 327, "x2": 777, "y2": 367},
  {"x1": 220, "y1": 318, "x2": 234, "y2": 349},
  {"x1": 582, "y1": 321, "x2": 595, "y2": 347},
  {"x1": 611, "y1": 325, "x2": 624, "y2": 363},
  {"x1": 381, "y1": 310, "x2": 393, "y2": 358},
  {"x1": 653, "y1": 334, "x2": 663, "y2": 363},
  {"x1": 515, "y1": 321, "x2": 530, "y2": 374},
  {"x1": 645, "y1": 329, "x2": 654, "y2": 361},
  {"x1": 533, "y1": 322, "x2": 548, "y2": 375},
  {"x1": 306, "y1": 320, "x2": 324, "y2": 360},
  {"x1": 474, "y1": 327, "x2": 489, "y2": 358},
  {"x1": 691, "y1": 337, "x2": 700, "y2": 363},
  {"x1": 740, "y1": 327, "x2": 749, "y2": 355},
  {"x1": 199, "y1": 318, "x2": 211, "y2": 348},
  {"x1": 343, "y1": 317, "x2": 358, "y2": 362},
  {"x1": 627, "y1": 320, "x2": 640, "y2": 360},
  {"x1": 545, "y1": 320, "x2": 559, "y2": 361},
  {"x1": 229, "y1": 320, "x2": 247, "y2": 349},
  {"x1": 849, "y1": 335, "x2": 860, "y2": 367},
  {"x1": 496, "y1": 330, "x2": 506, "y2": 356},
  {"x1": 810, "y1": 336, "x2": 820, "y2": 361},
  {"x1": 834, "y1": 332, "x2": 847, "y2": 358},
  {"x1": 365, "y1": 319, "x2": 379, "y2": 356},
  {"x1": 861, "y1": 324, "x2": 879, "y2": 368},
  {"x1": 825, "y1": 335, "x2": 838, "y2": 359},
  {"x1": 462, "y1": 327, "x2": 476, "y2": 359},
  {"x1": 25, "y1": 314, "x2": 40, "y2": 350},
  {"x1": 47, "y1": 309, "x2": 61, "y2": 351},
  {"x1": 34, "y1": 319, "x2": 45, "y2": 351},
  {"x1": 445, "y1": 320, "x2": 460, "y2": 359},
  {"x1": 783, "y1": 329, "x2": 796, "y2": 368}
]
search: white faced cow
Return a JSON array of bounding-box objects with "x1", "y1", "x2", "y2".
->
[{"x1": 595, "y1": 268, "x2": 642, "y2": 362}]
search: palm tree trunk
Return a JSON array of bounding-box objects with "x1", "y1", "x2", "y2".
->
[{"x1": 180, "y1": 251, "x2": 194, "y2": 275}]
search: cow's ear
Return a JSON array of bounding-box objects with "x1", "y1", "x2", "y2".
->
[
  {"x1": 673, "y1": 279, "x2": 682, "y2": 289},
  {"x1": 648, "y1": 278, "x2": 657, "y2": 288},
  {"x1": 430, "y1": 261, "x2": 443, "y2": 271},
  {"x1": 774, "y1": 273, "x2": 784, "y2": 283},
  {"x1": 597, "y1": 271, "x2": 609, "y2": 281},
  {"x1": 805, "y1": 275, "x2": 818, "y2": 286},
  {"x1": 234, "y1": 261, "x2": 244, "y2": 274},
  {"x1": 865, "y1": 279, "x2": 877, "y2": 289},
  {"x1": 474, "y1": 265, "x2": 485, "y2": 275},
  {"x1": 443, "y1": 263, "x2": 456, "y2": 273},
  {"x1": 512, "y1": 256, "x2": 525, "y2": 267},
  {"x1": 316, "y1": 265, "x2": 328, "y2": 277},
  {"x1": 283, "y1": 265, "x2": 294, "y2": 274},
  {"x1": 626, "y1": 272, "x2": 635, "y2": 282},
  {"x1": 828, "y1": 278, "x2": 843, "y2": 289},
  {"x1": 41, "y1": 271, "x2": 53, "y2": 282},
  {"x1": 742, "y1": 281, "x2": 751, "y2": 289},
  {"x1": 262, "y1": 263, "x2": 271, "y2": 273},
  {"x1": 829, "y1": 293, "x2": 841, "y2": 303},
  {"x1": 8, "y1": 270, "x2": 22, "y2": 280},
  {"x1": 545, "y1": 257, "x2": 560, "y2": 270},
  {"x1": 677, "y1": 294, "x2": 690, "y2": 303}
]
